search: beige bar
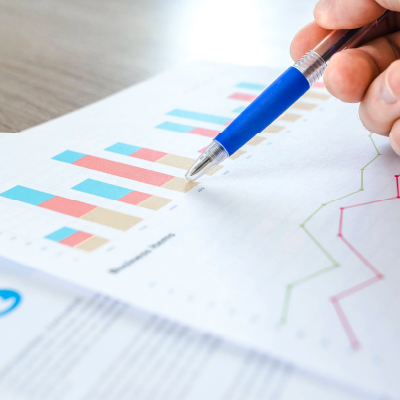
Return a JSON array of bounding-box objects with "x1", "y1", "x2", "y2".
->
[
  {"x1": 230, "y1": 150, "x2": 246, "y2": 160},
  {"x1": 75, "y1": 236, "x2": 109, "y2": 252},
  {"x1": 278, "y1": 112, "x2": 301, "y2": 122},
  {"x1": 138, "y1": 196, "x2": 171, "y2": 210},
  {"x1": 263, "y1": 125, "x2": 284, "y2": 133},
  {"x1": 247, "y1": 136, "x2": 266, "y2": 146},
  {"x1": 290, "y1": 101, "x2": 317, "y2": 111},
  {"x1": 156, "y1": 154, "x2": 195, "y2": 170},
  {"x1": 162, "y1": 177, "x2": 199, "y2": 193},
  {"x1": 303, "y1": 91, "x2": 331, "y2": 100},
  {"x1": 81, "y1": 207, "x2": 142, "y2": 231}
]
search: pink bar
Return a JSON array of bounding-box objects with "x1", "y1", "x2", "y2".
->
[
  {"x1": 60, "y1": 231, "x2": 93, "y2": 247},
  {"x1": 73, "y1": 155, "x2": 174, "y2": 187},
  {"x1": 190, "y1": 128, "x2": 219, "y2": 138},
  {"x1": 198, "y1": 146, "x2": 208, "y2": 153},
  {"x1": 119, "y1": 191, "x2": 152, "y2": 205},
  {"x1": 229, "y1": 93, "x2": 257, "y2": 102},
  {"x1": 224, "y1": 120, "x2": 234, "y2": 126},
  {"x1": 130, "y1": 148, "x2": 167, "y2": 162},
  {"x1": 38, "y1": 196, "x2": 96, "y2": 217},
  {"x1": 312, "y1": 82, "x2": 325, "y2": 88}
]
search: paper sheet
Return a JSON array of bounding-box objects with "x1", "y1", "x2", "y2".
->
[
  {"x1": 0, "y1": 264, "x2": 374, "y2": 400},
  {"x1": 0, "y1": 61, "x2": 398, "y2": 398}
]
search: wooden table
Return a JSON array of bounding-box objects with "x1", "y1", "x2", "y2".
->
[{"x1": 0, "y1": 0, "x2": 313, "y2": 132}]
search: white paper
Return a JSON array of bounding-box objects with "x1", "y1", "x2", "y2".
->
[
  {"x1": 0, "y1": 61, "x2": 398, "y2": 398},
  {"x1": 0, "y1": 263, "x2": 374, "y2": 400}
]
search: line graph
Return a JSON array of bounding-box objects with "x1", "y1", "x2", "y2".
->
[
  {"x1": 279, "y1": 134, "x2": 381, "y2": 324},
  {"x1": 332, "y1": 175, "x2": 400, "y2": 349}
]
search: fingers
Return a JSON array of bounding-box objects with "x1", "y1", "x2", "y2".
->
[
  {"x1": 323, "y1": 30, "x2": 400, "y2": 102},
  {"x1": 314, "y1": 0, "x2": 386, "y2": 29},
  {"x1": 359, "y1": 60, "x2": 400, "y2": 141},
  {"x1": 290, "y1": 22, "x2": 330, "y2": 61},
  {"x1": 324, "y1": 49, "x2": 379, "y2": 102}
]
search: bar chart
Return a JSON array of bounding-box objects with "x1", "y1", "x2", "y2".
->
[
  {"x1": 0, "y1": 186, "x2": 141, "y2": 231},
  {"x1": 45, "y1": 227, "x2": 108, "y2": 252},
  {"x1": 105, "y1": 143, "x2": 224, "y2": 175},
  {"x1": 52, "y1": 150, "x2": 198, "y2": 193},
  {"x1": 72, "y1": 179, "x2": 171, "y2": 211}
]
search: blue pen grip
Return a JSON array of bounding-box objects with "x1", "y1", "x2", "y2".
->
[{"x1": 215, "y1": 67, "x2": 310, "y2": 155}]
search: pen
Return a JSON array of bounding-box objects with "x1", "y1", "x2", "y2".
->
[{"x1": 185, "y1": 10, "x2": 391, "y2": 182}]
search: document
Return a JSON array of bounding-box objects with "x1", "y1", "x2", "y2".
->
[
  {"x1": 0, "y1": 263, "x2": 375, "y2": 399},
  {"x1": 0, "y1": 61, "x2": 398, "y2": 397}
]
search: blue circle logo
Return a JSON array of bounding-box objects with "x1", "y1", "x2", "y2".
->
[{"x1": 0, "y1": 289, "x2": 21, "y2": 317}]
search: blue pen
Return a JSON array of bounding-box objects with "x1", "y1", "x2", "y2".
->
[{"x1": 185, "y1": 10, "x2": 391, "y2": 181}]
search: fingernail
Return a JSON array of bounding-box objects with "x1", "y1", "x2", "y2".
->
[
  {"x1": 315, "y1": 0, "x2": 333, "y2": 14},
  {"x1": 380, "y1": 72, "x2": 397, "y2": 104}
]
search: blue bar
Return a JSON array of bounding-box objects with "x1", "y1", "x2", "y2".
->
[
  {"x1": 236, "y1": 82, "x2": 264, "y2": 90},
  {"x1": 156, "y1": 121, "x2": 194, "y2": 133},
  {"x1": 105, "y1": 143, "x2": 142, "y2": 156},
  {"x1": 52, "y1": 150, "x2": 86, "y2": 164},
  {"x1": 233, "y1": 106, "x2": 246, "y2": 113},
  {"x1": 45, "y1": 227, "x2": 78, "y2": 242},
  {"x1": 167, "y1": 109, "x2": 231, "y2": 125},
  {"x1": 72, "y1": 179, "x2": 132, "y2": 200},
  {"x1": 0, "y1": 186, "x2": 55, "y2": 205}
]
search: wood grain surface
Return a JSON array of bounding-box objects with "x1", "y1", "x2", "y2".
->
[
  {"x1": 0, "y1": 0, "x2": 194, "y2": 132},
  {"x1": 0, "y1": 0, "x2": 313, "y2": 133}
]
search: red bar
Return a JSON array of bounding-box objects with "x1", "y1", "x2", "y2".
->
[
  {"x1": 312, "y1": 82, "x2": 325, "y2": 88},
  {"x1": 130, "y1": 148, "x2": 167, "y2": 162},
  {"x1": 60, "y1": 231, "x2": 93, "y2": 247},
  {"x1": 119, "y1": 191, "x2": 152, "y2": 205},
  {"x1": 190, "y1": 128, "x2": 219, "y2": 138},
  {"x1": 229, "y1": 93, "x2": 257, "y2": 102},
  {"x1": 224, "y1": 120, "x2": 234, "y2": 126},
  {"x1": 73, "y1": 155, "x2": 174, "y2": 187},
  {"x1": 38, "y1": 197, "x2": 96, "y2": 217}
]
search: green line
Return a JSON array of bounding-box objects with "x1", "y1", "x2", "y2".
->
[{"x1": 279, "y1": 134, "x2": 380, "y2": 324}]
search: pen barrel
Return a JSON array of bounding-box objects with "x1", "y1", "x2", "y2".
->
[
  {"x1": 215, "y1": 67, "x2": 310, "y2": 155},
  {"x1": 293, "y1": 51, "x2": 327, "y2": 86}
]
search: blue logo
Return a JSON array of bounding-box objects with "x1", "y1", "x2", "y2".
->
[{"x1": 0, "y1": 289, "x2": 21, "y2": 317}]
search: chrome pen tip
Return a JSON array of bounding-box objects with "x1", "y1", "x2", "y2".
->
[{"x1": 185, "y1": 140, "x2": 229, "y2": 182}]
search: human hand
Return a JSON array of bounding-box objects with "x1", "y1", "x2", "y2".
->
[{"x1": 291, "y1": 0, "x2": 400, "y2": 154}]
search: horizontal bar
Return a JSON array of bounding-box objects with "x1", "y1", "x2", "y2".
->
[
  {"x1": 73, "y1": 179, "x2": 170, "y2": 210},
  {"x1": 236, "y1": 82, "x2": 264, "y2": 90},
  {"x1": 3, "y1": 185, "x2": 142, "y2": 231},
  {"x1": 106, "y1": 143, "x2": 222, "y2": 176},
  {"x1": 45, "y1": 227, "x2": 78, "y2": 242},
  {"x1": 156, "y1": 121, "x2": 194, "y2": 133},
  {"x1": 76, "y1": 236, "x2": 109, "y2": 252},
  {"x1": 157, "y1": 122, "x2": 218, "y2": 138},
  {"x1": 73, "y1": 179, "x2": 132, "y2": 200},
  {"x1": 167, "y1": 109, "x2": 231, "y2": 125},
  {"x1": 61, "y1": 231, "x2": 93, "y2": 247},
  {"x1": 54, "y1": 151, "x2": 175, "y2": 187},
  {"x1": 105, "y1": 143, "x2": 142, "y2": 156},
  {"x1": 229, "y1": 93, "x2": 257, "y2": 102},
  {"x1": 45, "y1": 227, "x2": 109, "y2": 251},
  {"x1": 80, "y1": 207, "x2": 142, "y2": 231},
  {"x1": 0, "y1": 186, "x2": 55, "y2": 205},
  {"x1": 312, "y1": 82, "x2": 325, "y2": 89}
]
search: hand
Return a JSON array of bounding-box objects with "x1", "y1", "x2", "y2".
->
[{"x1": 291, "y1": 0, "x2": 400, "y2": 155}]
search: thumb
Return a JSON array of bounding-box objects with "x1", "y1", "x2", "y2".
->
[{"x1": 314, "y1": 0, "x2": 386, "y2": 29}]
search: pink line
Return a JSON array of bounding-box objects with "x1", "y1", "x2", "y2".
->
[
  {"x1": 334, "y1": 276, "x2": 382, "y2": 301},
  {"x1": 339, "y1": 236, "x2": 383, "y2": 277},
  {"x1": 343, "y1": 197, "x2": 398, "y2": 210},
  {"x1": 332, "y1": 174, "x2": 400, "y2": 350},
  {"x1": 338, "y1": 208, "x2": 344, "y2": 236},
  {"x1": 331, "y1": 298, "x2": 360, "y2": 350}
]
